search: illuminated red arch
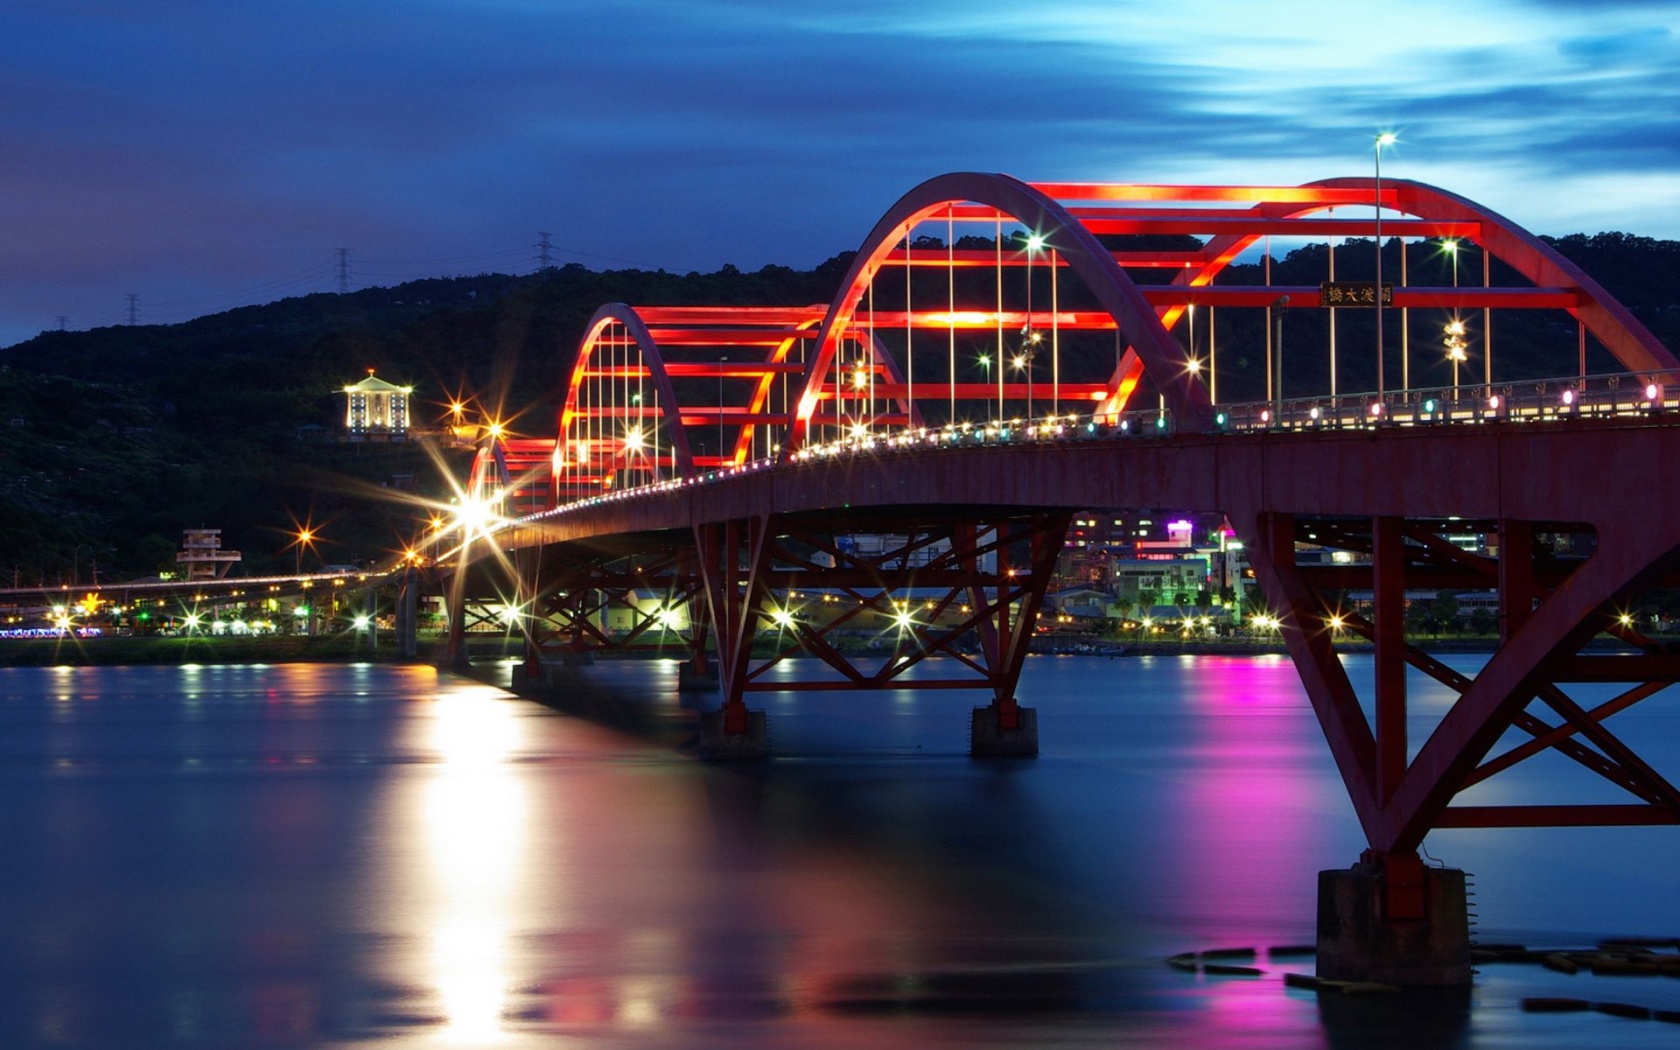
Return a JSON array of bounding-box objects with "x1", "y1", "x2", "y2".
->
[
  {"x1": 787, "y1": 172, "x2": 1216, "y2": 451},
  {"x1": 561, "y1": 304, "x2": 697, "y2": 487},
  {"x1": 785, "y1": 173, "x2": 1675, "y2": 450},
  {"x1": 1148, "y1": 176, "x2": 1674, "y2": 374},
  {"x1": 559, "y1": 303, "x2": 829, "y2": 490},
  {"x1": 467, "y1": 437, "x2": 554, "y2": 517},
  {"x1": 540, "y1": 172, "x2": 1676, "y2": 497}
]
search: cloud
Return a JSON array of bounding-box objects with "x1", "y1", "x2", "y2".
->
[
  {"x1": 1557, "y1": 25, "x2": 1674, "y2": 61},
  {"x1": 1, "y1": 0, "x2": 1677, "y2": 348}
]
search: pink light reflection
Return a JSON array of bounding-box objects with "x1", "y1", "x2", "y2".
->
[{"x1": 1151, "y1": 656, "x2": 1353, "y2": 949}]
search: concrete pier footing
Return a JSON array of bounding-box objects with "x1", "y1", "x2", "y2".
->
[
  {"x1": 677, "y1": 664, "x2": 721, "y2": 692},
  {"x1": 697, "y1": 709, "x2": 769, "y2": 760},
  {"x1": 969, "y1": 705, "x2": 1039, "y2": 757},
  {"x1": 1317, "y1": 860, "x2": 1472, "y2": 986},
  {"x1": 560, "y1": 649, "x2": 595, "y2": 667},
  {"x1": 509, "y1": 663, "x2": 552, "y2": 692}
]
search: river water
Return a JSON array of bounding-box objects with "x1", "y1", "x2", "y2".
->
[{"x1": 0, "y1": 654, "x2": 1677, "y2": 1047}]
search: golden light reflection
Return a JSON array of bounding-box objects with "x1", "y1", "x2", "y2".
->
[{"x1": 422, "y1": 687, "x2": 528, "y2": 1044}]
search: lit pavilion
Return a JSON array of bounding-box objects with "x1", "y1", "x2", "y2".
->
[{"x1": 342, "y1": 369, "x2": 412, "y2": 441}]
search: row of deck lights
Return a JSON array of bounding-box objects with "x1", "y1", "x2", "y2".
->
[
  {"x1": 1239, "y1": 380, "x2": 1667, "y2": 431},
  {"x1": 506, "y1": 373, "x2": 1674, "y2": 527}
]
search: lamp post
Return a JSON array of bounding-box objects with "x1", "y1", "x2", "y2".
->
[
  {"x1": 295, "y1": 528, "x2": 313, "y2": 576},
  {"x1": 1272, "y1": 295, "x2": 1290, "y2": 422},
  {"x1": 1374, "y1": 132, "x2": 1396, "y2": 400},
  {"x1": 1023, "y1": 233, "x2": 1044, "y2": 422},
  {"x1": 1015, "y1": 337, "x2": 1039, "y2": 420},
  {"x1": 1444, "y1": 319, "x2": 1468, "y2": 398}
]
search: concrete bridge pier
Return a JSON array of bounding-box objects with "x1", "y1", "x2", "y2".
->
[
  {"x1": 698, "y1": 699, "x2": 768, "y2": 760},
  {"x1": 1317, "y1": 852, "x2": 1472, "y2": 986},
  {"x1": 970, "y1": 697, "x2": 1038, "y2": 757},
  {"x1": 677, "y1": 652, "x2": 719, "y2": 692}
]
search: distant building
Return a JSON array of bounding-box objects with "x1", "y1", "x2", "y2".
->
[
  {"x1": 176, "y1": 529, "x2": 240, "y2": 581},
  {"x1": 1110, "y1": 555, "x2": 1208, "y2": 609},
  {"x1": 343, "y1": 370, "x2": 412, "y2": 441}
]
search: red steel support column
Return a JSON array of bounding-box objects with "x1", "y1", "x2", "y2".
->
[
  {"x1": 442, "y1": 571, "x2": 468, "y2": 671},
  {"x1": 1249, "y1": 512, "x2": 1379, "y2": 832},
  {"x1": 1373, "y1": 516, "x2": 1408, "y2": 804},
  {"x1": 517, "y1": 546, "x2": 544, "y2": 683},
  {"x1": 993, "y1": 512, "x2": 1073, "y2": 723},
  {"x1": 694, "y1": 517, "x2": 773, "y2": 750},
  {"x1": 1499, "y1": 520, "x2": 1536, "y2": 642},
  {"x1": 956, "y1": 523, "x2": 1002, "y2": 683}
]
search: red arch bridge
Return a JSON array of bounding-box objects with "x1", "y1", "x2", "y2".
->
[{"x1": 430, "y1": 173, "x2": 1678, "y2": 983}]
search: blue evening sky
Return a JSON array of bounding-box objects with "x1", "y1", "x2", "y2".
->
[{"x1": 1, "y1": 0, "x2": 1676, "y2": 347}]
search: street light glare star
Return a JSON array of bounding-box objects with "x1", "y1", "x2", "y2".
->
[{"x1": 1376, "y1": 131, "x2": 1398, "y2": 148}]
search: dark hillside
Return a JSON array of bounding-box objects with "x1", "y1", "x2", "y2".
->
[{"x1": 0, "y1": 234, "x2": 1671, "y2": 586}]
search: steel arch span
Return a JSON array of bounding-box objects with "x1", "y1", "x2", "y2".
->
[
  {"x1": 545, "y1": 171, "x2": 1675, "y2": 506},
  {"x1": 555, "y1": 302, "x2": 932, "y2": 491},
  {"x1": 780, "y1": 173, "x2": 1673, "y2": 453}
]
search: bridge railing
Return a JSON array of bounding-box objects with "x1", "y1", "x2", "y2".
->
[
  {"x1": 1212, "y1": 368, "x2": 1680, "y2": 432},
  {"x1": 511, "y1": 367, "x2": 1680, "y2": 524}
]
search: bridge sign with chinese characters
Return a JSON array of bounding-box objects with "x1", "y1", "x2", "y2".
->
[{"x1": 1319, "y1": 281, "x2": 1393, "y2": 307}]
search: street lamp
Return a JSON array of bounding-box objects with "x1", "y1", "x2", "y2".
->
[
  {"x1": 1023, "y1": 233, "x2": 1044, "y2": 419},
  {"x1": 1374, "y1": 131, "x2": 1397, "y2": 400},
  {"x1": 295, "y1": 528, "x2": 314, "y2": 576},
  {"x1": 1444, "y1": 318, "x2": 1468, "y2": 397},
  {"x1": 1014, "y1": 331, "x2": 1039, "y2": 419}
]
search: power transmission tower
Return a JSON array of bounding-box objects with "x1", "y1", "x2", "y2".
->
[
  {"x1": 536, "y1": 232, "x2": 554, "y2": 272},
  {"x1": 336, "y1": 248, "x2": 352, "y2": 294},
  {"x1": 54, "y1": 316, "x2": 68, "y2": 331},
  {"x1": 125, "y1": 294, "x2": 139, "y2": 325}
]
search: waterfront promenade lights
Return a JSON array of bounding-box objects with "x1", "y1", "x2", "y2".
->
[{"x1": 1374, "y1": 131, "x2": 1397, "y2": 399}]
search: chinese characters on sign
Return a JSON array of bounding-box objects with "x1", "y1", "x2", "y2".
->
[{"x1": 1318, "y1": 282, "x2": 1393, "y2": 307}]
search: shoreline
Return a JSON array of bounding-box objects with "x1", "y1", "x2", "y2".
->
[
  {"x1": 0, "y1": 632, "x2": 1560, "y2": 668},
  {"x1": 3, "y1": 630, "x2": 1650, "y2": 669}
]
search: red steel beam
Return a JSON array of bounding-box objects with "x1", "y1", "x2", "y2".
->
[
  {"x1": 835, "y1": 289, "x2": 1581, "y2": 331},
  {"x1": 880, "y1": 249, "x2": 1208, "y2": 269},
  {"x1": 633, "y1": 305, "x2": 828, "y2": 324},
  {"x1": 1028, "y1": 183, "x2": 1400, "y2": 205}
]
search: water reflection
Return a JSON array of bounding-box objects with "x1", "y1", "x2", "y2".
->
[
  {"x1": 1, "y1": 660, "x2": 1676, "y2": 1047},
  {"x1": 1168, "y1": 655, "x2": 1351, "y2": 940},
  {"x1": 418, "y1": 686, "x2": 528, "y2": 1043}
]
